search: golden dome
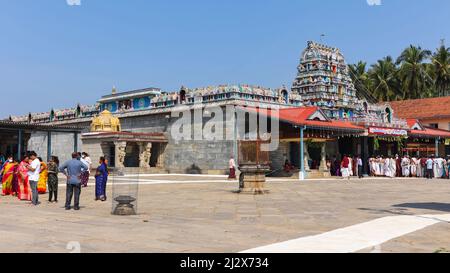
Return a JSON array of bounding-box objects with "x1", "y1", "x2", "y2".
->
[{"x1": 90, "y1": 110, "x2": 121, "y2": 132}]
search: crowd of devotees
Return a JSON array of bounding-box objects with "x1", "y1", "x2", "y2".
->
[{"x1": 0, "y1": 152, "x2": 109, "y2": 210}]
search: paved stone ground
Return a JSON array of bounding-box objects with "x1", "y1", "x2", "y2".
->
[{"x1": 1, "y1": 175, "x2": 450, "y2": 253}]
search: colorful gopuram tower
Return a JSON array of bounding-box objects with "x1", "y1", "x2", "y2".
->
[{"x1": 292, "y1": 41, "x2": 361, "y2": 120}]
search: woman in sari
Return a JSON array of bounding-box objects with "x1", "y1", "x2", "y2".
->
[
  {"x1": 1, "y1": 156, "x2": 15, "y2": 196},
  {"x1": 37, "y1": 157, "x2": 48, "y2": 194},
  {"x1": 95, "y1": 157, "x2": 109, "y2": 201},
  {"x1": 47, "y1": 156, "x2": 59, "y2": 203},
  {"x1": 11, "y1": 159, "x2": 20, "y2": 196},
  {"x1": 17, "y1": 156, "x2": 32, "y2": 201}
]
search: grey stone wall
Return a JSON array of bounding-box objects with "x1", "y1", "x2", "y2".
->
[
  {"x1": 27, "y1": 131, "x2": 48, "y2": 160},
  {"x1": 27, "y1": 131, "x2": 84, "y2": 163},
  {"x1": 164, "y1": 140, "x2": 233, "y2": 174},
  {"x1": 269, "y1": 142, "x2": 289, "y2": 171}
]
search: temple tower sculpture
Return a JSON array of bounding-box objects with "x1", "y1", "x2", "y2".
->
[{"x1": 292, "y1": 41, "x2": 360, "y2": 120}]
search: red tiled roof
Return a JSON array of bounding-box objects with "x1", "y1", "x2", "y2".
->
[
  {"x1": 390, "y1": 96, "x2": 450, "y2": 120},
  {"x1": 405, "y1": 118, "x2": 450, "y2": 138},
  {"x1": 241, "y1": 106, "x2": 365, "y2": 132},
  {"x1": 410, "y1": 127, "x2": 450, "y2": 138}
]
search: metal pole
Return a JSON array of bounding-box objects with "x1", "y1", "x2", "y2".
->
[
  {"x1": 47, "y1": 131, "x2": 52, "y2": 162},
  {"x1": 234, "y1": 110, "x2": 239, "y2": 167},
  {"x1": 17, "y1": 129, "x2": 23, "y2": 160},
  {"x1": 300, "y1": 126, "x2": 306, "y2": 180},
  {"x1": 74, "y1": 132, "x2": 78, "y2": 153},
  {"x1": 435, "y1": 137, "x2": 440, "y2": 157}
]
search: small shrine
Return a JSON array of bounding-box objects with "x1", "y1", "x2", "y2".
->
[
  {"x1": 81, "y1": 110, "x2": 167, "y2": 172},
  {"x1": 90, "y1": 110, "x2": 122, "y2": 132}
]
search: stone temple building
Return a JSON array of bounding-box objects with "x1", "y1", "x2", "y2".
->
[{"x1": 5, "y1": 41, "x2": 450, "y2": 177}]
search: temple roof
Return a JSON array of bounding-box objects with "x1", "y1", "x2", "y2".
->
[
  {"x1": 98, "y1": 87, "x2": 161, "y2": 103},
  {"x1": 389, "y1": 96, "x2": 450, "y2": 120}
]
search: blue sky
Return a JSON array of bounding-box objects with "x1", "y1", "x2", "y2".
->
[{"x1": 1, "y1": 0, "x2": 449, "y2": 117}]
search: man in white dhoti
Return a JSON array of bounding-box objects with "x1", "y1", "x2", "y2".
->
[
  {"x1": 369, "y1": 157, "x2": 376, "y2": 176},
  {"x1": 348, "y1": 156, "x2": 353, "y2": 176},
  {"x1": 410, "y1": 157, "x2": 418, "y2": 177},
  {"x1": 401, "y1": 156, "x2": 410, "y2": 177},
  {"x1": 341, "y1": 155, "x2": 351, "y2": 180},
  {"x1": 375, "y1": 157, "x2": 382, "y2": 176},
  {"x1": 434, "y1": 157, "x2": 445, "y2": 179},
  {"x1": 382, "y1": 157, "x2": 389, "y2": 177},
  {"x1": 416, "y1": 157, "x2": 423, "y2": 177},
  {"x1": 385, "y1": 157, "x2": 395, "y2": 178}
]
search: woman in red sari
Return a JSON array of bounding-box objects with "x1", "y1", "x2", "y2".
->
[
  {"x1": 17, "y1": 155, "x2": 32, "y2": 201},
  {"x1": 1, "y1": 156, "x2": 15, "y2": 196}
]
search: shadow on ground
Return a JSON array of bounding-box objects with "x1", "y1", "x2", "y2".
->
[{"x1": 392, "y1": 203, "x2": 450, "y2": 213}]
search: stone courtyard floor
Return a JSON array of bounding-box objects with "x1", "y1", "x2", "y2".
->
[{"x1": 1, "y1": 175, "x2": 450, "y2": 253}]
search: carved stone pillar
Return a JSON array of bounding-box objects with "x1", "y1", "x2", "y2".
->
[
  {"x1": 319, "y1": 142, "x2": 328, "y2": 172},
  {"x1": 304, "y1": 142, "x2": 310, "y2": 172},
  {"x1": 114, "y1": 141, "x2": 127, "y2": 169},
  {"x1": 156, "y1": 143, "x2": 166, "y2": 168},
  {"x1": 139, "y1": 142, "x2": 152, "y2": 168},
  {"x1": 100, "y1": 141, "x2": 110, "y2": 158}
]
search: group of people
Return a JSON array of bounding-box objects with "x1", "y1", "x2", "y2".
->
[
  {"x1": 330, "y1": 154, "x2": 450, "y2": 180},
  {"x1": 368, "y1": 155, "x2": 450, "y2": 179},
  {"x1": 0, "y1": 151, "x2": 110, "y2": 210}
]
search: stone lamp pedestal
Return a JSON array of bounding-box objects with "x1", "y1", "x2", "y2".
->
[{"x1": 238, "y1": 164, "x2": 271, "y2": 195}]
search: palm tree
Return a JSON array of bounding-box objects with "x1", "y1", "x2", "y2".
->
[
  {"x1": 368, "y1": 56, "x2": 401, "y2": 102},
  {"x1": 431, "y1": 42, "x2": 450, "y2": 97},
  {"x1": 349, "y1": 61, "x2": 377, "y2": 102},
  {"x1": 396, "y1": 45, "x2": 433, "y2": 99}
]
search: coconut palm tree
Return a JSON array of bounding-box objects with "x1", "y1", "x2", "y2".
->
[
  {"x1": 431, "y1": 43, "x2": 450, "y2": 97},
  {"x1": 349, "y1": 61, "x2": 377, "y2": 102},
  {"x1": 396, "y1": 45, "x2": 433, "y2": 99},
  {"x1": 368, "y1": 56, "x2": 401, "y2": 102}
]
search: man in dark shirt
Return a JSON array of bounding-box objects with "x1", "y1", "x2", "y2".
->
[{"x1": 59, "y1": 152, "x2": 88, "y2": 211}]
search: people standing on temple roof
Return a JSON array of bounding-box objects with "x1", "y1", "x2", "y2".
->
[
  {"x1": 426, "y1": 156, "x2": 435, "y2": 179},
  {"x1": 37, "y1": 157, "x2": 47, "y2": 194},
  {"x1": 47, "y1": 156, "x2": 59, "y2": 203},
  {"x1": 228, "y1": 156, "x2": 237, "y2": 180},
  {"x1": 341, "y1": 154, "x2": 350, "y2": 180},
  {"x1": 401, "y1": 155, "x2": 411, "y2": 177},
  {"x1": 95, "y1": 157, "x2": 109, "y2": 202},
  {"x1": 26, "y1": 151, "x2": 41, "y2": 206},
  {"x1": 80, "y1": 152, "x2": 92, "y2": 188},
  {"x1": 1, "y1": 155, "x2": 15, "y2": 196},
  {"x1": 59, "y1": 152, "x2": 88, "y2": 211},
  {"x1": 17, "y1": 155, "x2": 31, "y2": 201}
]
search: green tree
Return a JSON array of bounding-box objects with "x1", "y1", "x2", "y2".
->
[
  {"x1": 431, "y1": 42, "x2": 450, "y2": 97},
  {"x1": 368, "y1": 56, "x2": 401, "y2": 102},
  {"x1": 396, "y1": 45, "x2": 433, "y2": 99},
  {"x1": 349, "y1": 61, "x2": 376, "y2": 102}
]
